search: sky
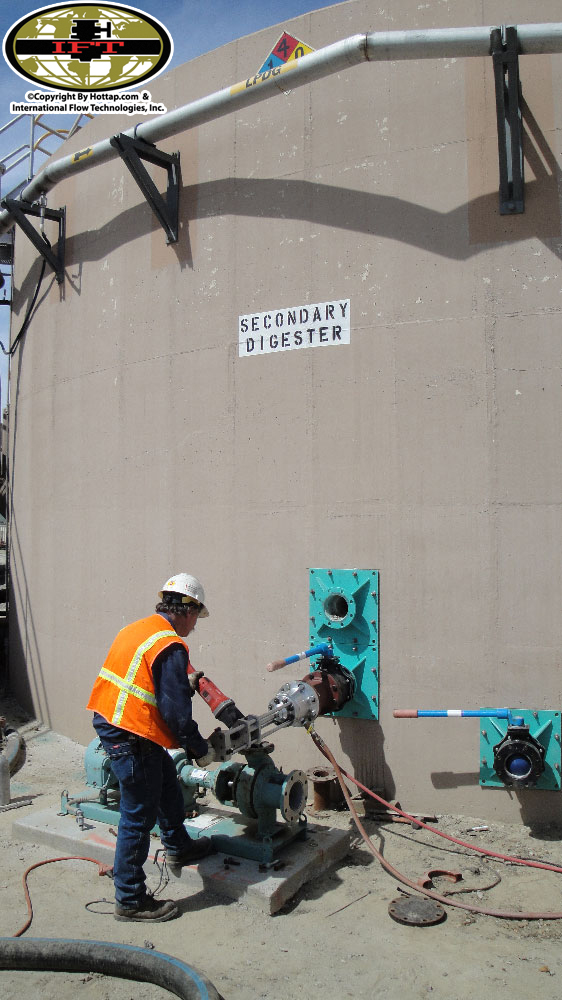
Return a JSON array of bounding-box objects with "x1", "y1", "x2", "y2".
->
[{"x1": 0, "y1": 0, "x2": 340, "y2": 407}]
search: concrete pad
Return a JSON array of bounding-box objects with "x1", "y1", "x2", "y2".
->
[{"x1": 12, "y1": 807, "x2": 350, "y2": 914}]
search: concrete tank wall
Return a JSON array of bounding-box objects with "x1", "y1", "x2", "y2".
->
[{"x1": 7, "y1": 0, "x2": 562, "y2": 823}]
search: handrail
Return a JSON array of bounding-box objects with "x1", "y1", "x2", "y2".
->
[{"x1": 0, "y1": 113, "x2": 93, "y2": 200}]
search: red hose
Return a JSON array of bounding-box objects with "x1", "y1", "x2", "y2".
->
[
  {"x1": 15, "y1": 856, "x2": 111, "y2": 937},
  {"x1": 310, "y1": 728, "x2": 562, "y2": 920}
]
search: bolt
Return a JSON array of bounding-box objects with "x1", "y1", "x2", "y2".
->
[
  {"x1": 310, "y1": 589, "x2": 315, "y2": 596},
  {"x1": 353, "y1": 571, "x2": 358, "y2": 578},
  {"x1": 481, "y1": 758, "x2": 487, "y2": 765},
  {"x1": 556, "y1": 764, "x2": 561, "y2": 772},
  {"x1": 533, "y1": 711, "x2": 538, "y2": 719},
  {"x1": 371, "y1": 696, "x2": 377, "y2": 703},
  {"x1": 481, "y1": 730, "x2": 486, "y2": 736}
]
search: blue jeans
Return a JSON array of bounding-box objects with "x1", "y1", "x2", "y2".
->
[{"x1": 98, "y1": 734, "x2": 192, "y2": 906}]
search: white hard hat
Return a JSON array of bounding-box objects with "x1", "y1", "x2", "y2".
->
[{"x1": 158, "y1": 573, "x2": 209, "y2": 617}]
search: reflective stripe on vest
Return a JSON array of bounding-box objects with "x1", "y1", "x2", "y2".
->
[{"x1": 100, "y1": 629, "x2": 178, "y2": 725}]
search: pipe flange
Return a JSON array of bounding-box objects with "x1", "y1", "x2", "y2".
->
[
  {"x1": 388, "y1": 896, "x2": 446, "y2": 926},
  {"x1": 322, "y1": 589, "x2": 356, "y2": 629},
  {"x1": 280, "y1": 769, "x2": 308, "y2": 824}
]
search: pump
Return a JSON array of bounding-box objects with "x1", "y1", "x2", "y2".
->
[{"x1": 61, "y1": 644, "x2": 355, "y2": 862}]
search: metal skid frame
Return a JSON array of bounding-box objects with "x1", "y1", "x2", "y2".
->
[
  {"x1": 1, "y1": 197, "x2": 65, "y2": 283},
  {"x1": 109, "y1": 133, "x2": 180, "y2": 244},
  {"x1": 491, "y1": 25, "x2": 524, "y2": 215}
]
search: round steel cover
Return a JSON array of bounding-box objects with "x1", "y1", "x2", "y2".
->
[{"x1": 388, "y1": 895, "x2": 446, "y2": 926}]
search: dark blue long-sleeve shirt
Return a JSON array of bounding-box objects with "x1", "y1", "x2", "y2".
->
[{"x1": 93, "y1": 613, "x2": 208, "y2": 759}]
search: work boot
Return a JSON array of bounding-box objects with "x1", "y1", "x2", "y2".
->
[
  {"x1": 166, "y1": 836, "x2": 214, "y2": 876},
  {"x1": 114, "y1": 895, "x2": 179, "y2": 922}
]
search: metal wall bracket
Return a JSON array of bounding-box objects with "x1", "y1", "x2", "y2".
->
[
  {"x1": 491, "y1": 25, "x2": 524, "y2": 215},
  {"x1": 1, "y1": 197, "x2": 66, "y2": 283},
  {"x1": 109, "y1": 133, "x2": 180, "y2": 244}
]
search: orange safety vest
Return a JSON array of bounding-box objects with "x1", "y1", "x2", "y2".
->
[{"x1": 87, "y1": 614, "x2": 188, "y2": 748}]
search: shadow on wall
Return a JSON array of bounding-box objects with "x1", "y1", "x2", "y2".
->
[
  {"x1": 514, "y1": 788, "x2": 562, "y2": 829},
  {"x1": 24, "y1": 94, "x2": 556, "y2": 294},
  {"x1": 5, "y1": 337, "x2": 51, "y2": 726},
  {"x1": 432, "y1": 769, "x2": 562, "y2": 827},
  {"x1": 431, "y1": 769, "x2": 482, "y2": 788},
  {"x1": 8, "y1": 91, "x2": 561, "y2": 313},
  {"x1": 467, "y1": 96, "x2": 561, "y2": 245},
  {"x1": 5, "y1": 529, "x2": 50, "y2": 725},
  {"x1": 338, "y1": 717, "x2": 395, "y2": 803}
]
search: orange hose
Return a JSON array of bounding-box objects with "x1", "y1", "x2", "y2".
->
[
  {"x1": 15, "y1": 856, "x2": 111, "y2": 937},
  {"x1": 310, "y1": 729, "x2": 562, "y2": 920}
]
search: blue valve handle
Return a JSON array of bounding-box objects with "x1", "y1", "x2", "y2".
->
[
  {"x1": 394, "y1": 707, "x2": 516, "y2": 723},
  {"x1": 267, "y1": 642, "x2": 333, "y2": 672}
]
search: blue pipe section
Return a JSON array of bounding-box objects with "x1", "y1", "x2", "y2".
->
[
  {"x1": 415, "y1": 709, "x2": 514, "y2": 723},
  {"x1": 281, "y1": 643, "x2": 333, "y2": 666}
]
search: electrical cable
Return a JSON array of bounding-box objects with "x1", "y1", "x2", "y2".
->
[
  {"x1": 0, "y1": 236, "x2": 50, "y2": 356},
  {"x1": 309, "y1": 726, "x2": 562, "y2": 920}
]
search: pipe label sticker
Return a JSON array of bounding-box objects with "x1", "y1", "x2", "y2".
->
[{"x1": 239, "y1": 299, "x2": 350, "y2": 358}]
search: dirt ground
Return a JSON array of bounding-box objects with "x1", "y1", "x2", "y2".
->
[{"x1": 1, "y1": 699, "x2": 562, "y2": 1000}]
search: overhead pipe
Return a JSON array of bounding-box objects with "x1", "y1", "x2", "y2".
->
[{"x1": 1, "y1": 21, "x2": 562, "y2": 235}]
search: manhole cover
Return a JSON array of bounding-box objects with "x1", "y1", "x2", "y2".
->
[{"x1": 388, "y1": 895, "x2": 446, "y2": 926}]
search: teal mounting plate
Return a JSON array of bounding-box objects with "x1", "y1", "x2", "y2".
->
[
  {"x1": 479, "y1": 709, "x2": 562, "y2": 790},
  {"x1": 309, "y1": 568, "x2": 379, "y2": 720}
]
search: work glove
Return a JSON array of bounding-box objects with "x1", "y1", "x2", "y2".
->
[
  {"x1": 188, "y1": 670, "x2": 204, "y2": 694},
  {"x1": 194, "y1": 742, "x2": 216, "y2": 768}
]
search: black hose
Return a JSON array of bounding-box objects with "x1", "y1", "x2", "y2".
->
[
  {"x1": 0, "y1": 938, "x2": 225, "y2": 1000},
  {"x1": 0, "y1": 240, "x2": 49, "y2": 356}
]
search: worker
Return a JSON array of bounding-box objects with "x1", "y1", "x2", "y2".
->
[{"x1": 86, "y1": 573, "x2": 217, "y2": 922}]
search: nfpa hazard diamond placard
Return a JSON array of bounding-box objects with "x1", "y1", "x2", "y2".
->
[{"x1": 256, "y1": 31, "x2": 315, "y2": 75}]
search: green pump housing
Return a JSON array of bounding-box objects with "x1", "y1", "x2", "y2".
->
[
  {"x1": 308, "y1": 567, "x2": 379, "y2": 720},
  {"x1": 65, "y1": 738, "x2": 309, "y2": 863}
]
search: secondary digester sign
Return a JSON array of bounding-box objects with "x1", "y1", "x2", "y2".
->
[{"x1": 239, "y1": 298, "x2": 350, "y2": 358}]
